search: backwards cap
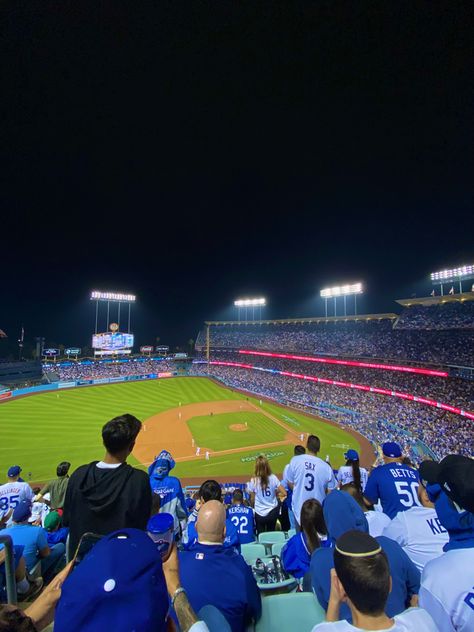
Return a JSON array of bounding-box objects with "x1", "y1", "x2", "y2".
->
[
  {"x1": 419, "y1": 455, "x2": 474, "y2": 514},
  {"x1": 336, "y1": 530, "x2": 382, "y2": 558},
  {"x1": 382, "y1": 442, "x2": 402, "y2": 458}
]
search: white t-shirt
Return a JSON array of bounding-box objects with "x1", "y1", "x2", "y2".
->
[
  {"x1": 285, "y1": 454, "x2": 337, "y2": 523},
  {"x1": 420, "y1": 547, "x2": 474, "y2": 632},
  {"x1": 365, "y1": 510, "x2": 391, "y2": 537},
  {"x1": 247, "y1": 474, "x2": 280, "y2": 516},
  {"x1": 383, "y1": 506, "x2": 449, "y2": 572},
  {"x1": 0, "y1": 481, "x2": 34, "y2": 520},
  {"x1": 337, "y1": 465, "x2": 368, "y2": 491},
  {"x1": 312, "y1": 607, "x2": 438, "y2": 632}
]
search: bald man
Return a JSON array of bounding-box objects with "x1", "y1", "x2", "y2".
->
[{"x1": 178, "y1": 500, "x2": 261, "y2": 632}]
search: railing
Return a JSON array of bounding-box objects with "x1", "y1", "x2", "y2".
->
[{"x1": 0, "y1": 534, "x2": 17, "y2": 604}]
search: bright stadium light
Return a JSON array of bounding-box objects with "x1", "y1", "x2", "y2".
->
[
  {"x1": 234, "y1": 298, "x2": 266, "y2": 307},
  {"x1": 320, "y1": 283, "x2": 363, "y2": 298},
  {"x1": 430, "y1": 264, "x2": 474, "y2": 295},
  {"x1": 90, "y1": 291, "x2": 136, "y2": 303}
]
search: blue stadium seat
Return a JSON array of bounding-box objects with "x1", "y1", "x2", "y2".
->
[
  {"x1": 258, "y1": 531, "x2": 286, "y2": 555},
  {"x1": 286, "y1": 528, "x2": 296, "y2": 539},
  {"x1": 255, "y1": 592, "x2": 325, "y2": 632},
  {"x1": 271, "y1": 541, "x2": 286, "y2": 558},
  {"x1": 241, "y1": 543, "x2": 266, "y2": 563}
]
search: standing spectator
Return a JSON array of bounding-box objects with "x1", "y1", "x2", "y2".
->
[
  {"x1": 336, "y1": 450, "x2": 368, "y2": 492},
  {"x1": 383, "y1": 480, "x2": 449, "y2": 571},
  {"x1": 364, "y1": 442, "x2": 421, "y2": 519},
  {"x1": 282, "y1": 445, "x2": 306, "y2": 530},
  {"x1": 286, "y1": 435, "x2": 337, "y2": 527},
  {"x1": 35, "y1": 461, "x2": 71, "y2": 511},
  {"x1": 179, "y1": 500, "x2": 261, "y2": 632},
  {"x1": 227, "y1": 489, "x2": 256, "y2": 544},
  {"x1": 0, "y1": 466, "x2": 34, "y2": 527},
  {"x1": 63, "y1": 413, "x2": 151, "y2": 556},
  {"x1": 148, "y1": 450, "x2": 188, "y2": 537},
  {"x1": 341, "y1": 484, "x2": 391, "y2": 537},
  {"x1": 311, "y1": 530, "x2": 438, "y2": 632},
  {"x1": 418, "y1": 455, "x2": 474, "y2": 632},
  {"x1": 247, "y1": 456, "x2": 286, "y2": 534}
]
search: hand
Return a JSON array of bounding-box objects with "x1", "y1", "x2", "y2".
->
[
  {"x1": 162, "y1": 544, "x2": 181, "y2": 597},
  {"x1": 409, "y1": 594, "x2": 419, "y2": 608},
  {"x1": 329, "y1": 568, "x2": 345, "y2": 606},
  {"x1": 25, "y1": 561, "x2": 74, "y2": 628}
]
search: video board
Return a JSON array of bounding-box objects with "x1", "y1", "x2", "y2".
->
[{"x1": 92, "y1": 332, "x2": 134, "y2": 351}]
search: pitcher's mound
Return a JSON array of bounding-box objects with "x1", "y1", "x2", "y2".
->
[{"x1": 229, "y1": 424, "x2": 248, "y2": 432}]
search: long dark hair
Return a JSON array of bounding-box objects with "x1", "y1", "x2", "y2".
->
[
  {"x1": 300, "y1": 499, "x2": 327, "y2": 554},
  {"x1": 254, "y1": 455, "x2": 271, "y2": 490},
  {"x1": 347, "y1": 458, "x2": 362, "y2": 493}
]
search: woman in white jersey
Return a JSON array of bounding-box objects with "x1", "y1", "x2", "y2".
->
[
  {"x1": 247, "y1": 455, "x2": 287, "y2": 534},
  {"x1": 336, "y1": 449, "x2": 368, "y2": 493}
]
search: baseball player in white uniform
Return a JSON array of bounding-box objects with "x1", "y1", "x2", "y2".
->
[
  {"x1": 195, "y1": 446, "x2": 201, "y2": 456},
  {"x1": 205, "y1": 451, "x2": 210, "y2": 461},
  {"x1": 285, "y1": 435, "x2": 336, "y2": 525},
  {"x1": 0, "y1": 466, "x2": 34, "y2": 525}
]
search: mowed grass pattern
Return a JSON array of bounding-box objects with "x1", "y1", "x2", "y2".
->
[{"x1": 188, "y1": 411, "x2": 286, "y2": 451}]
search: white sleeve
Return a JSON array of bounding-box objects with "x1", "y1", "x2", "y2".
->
[
  {"x1": 247, "y1": 479, "x2": 256, "y2": 493},
  {"x1": 286, "y1": 461, "x2": 295, "y2": 484},
  {"x1": 419, "y1": 585, "x2": 456, "y2": 632},
  {"x1": 336, "y1": 468, "x2": 342, "y2": 483},
  {"x1": 189, "y1": 622, "x2": 210, "y2": 632},
  {"x1": 383, "y1": 513, "x2": 408, "y2": 546},
  {"x1": 326, "y1": 465, "x2": 337, "y2": 490}
]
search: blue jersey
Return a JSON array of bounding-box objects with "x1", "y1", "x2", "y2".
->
[
  {"x1": 149, "y1": 474, "x2": 188, "y2": 533},
  {"x1": 364, "y1": 463, "x2": 421, "y2": 519},
  {"x1": 183, "y1": 511, "x2": 240, "y2": 551},
  {"x1": 227, "y1": 504, "x2": 256, "y2": 544}
]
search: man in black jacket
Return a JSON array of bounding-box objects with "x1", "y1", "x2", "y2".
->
[{"x1": 63, "y1": 413, "x2": 152, "y2": 556}]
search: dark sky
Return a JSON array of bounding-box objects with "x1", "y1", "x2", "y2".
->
[{"x1": 1, "y1": 1, "x2": 473, "y2": 350}]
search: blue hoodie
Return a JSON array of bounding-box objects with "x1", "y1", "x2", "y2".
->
[
  {"x1": 427, "y1": 483, "x2": 474, "y2": 551},
  {"x1": 310, "y1": 490, "x2": 420, "y2": 621},
  {"x1": 148, "y1": 452, "x2": 187, "y2": 534}
]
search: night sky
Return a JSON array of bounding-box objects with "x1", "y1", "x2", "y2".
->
[{"x1": 1, "y1": 2, "x2": 473, "y2": 351}]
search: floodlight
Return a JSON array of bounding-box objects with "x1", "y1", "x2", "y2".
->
[
  {"x1": 90, "y1": 291, "x2": 136, "y2": 302},
  {"x1": 234, "y1": 298, "x2": 266, "y2": 307},
  {"x1": 320, "y1": 283, "x2": 363, "y2": 299},
  {"x1": 430, "y1": 265, "x2": 474, "y2": 282}
]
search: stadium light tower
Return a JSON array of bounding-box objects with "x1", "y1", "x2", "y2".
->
[
  {"x1": 90, "y1": 291, "x2": 136, "y2": 334},
  {"x1": 320, "y1": 283, "x2": 363, "y2": 317},
  {"x1": 234, "y1": 297, "x2": 266, "y2": 322},
  {"x1": 430, "y1": 264, "x2": 474, "y2": 296}
]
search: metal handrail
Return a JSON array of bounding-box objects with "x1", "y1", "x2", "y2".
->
[{"x1": 0, "y1": 534, "x2": 17, "y2": 604}]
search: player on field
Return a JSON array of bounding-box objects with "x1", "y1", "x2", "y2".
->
[
  {"x1": 363, "y1": 442, "x2": 421, "y2": 519},
  {"x1": 0, "y1": 466, "x2": 34, "y2": 527},
  {"x1": 227, "y1": 489, "x2": 256, "y2": 544},
  {"x1": 285, "y1": 435, "x2": 337, "y2": 527},
  {"x1": 148, "y1": 450, "x2": 188, "y2": 538}
]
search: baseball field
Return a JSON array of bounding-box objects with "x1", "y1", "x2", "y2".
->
[{"x1": 0, "y1": 377, "x2": 371, "y2": 484}]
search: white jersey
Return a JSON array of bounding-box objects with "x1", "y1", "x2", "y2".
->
[
  {"x1": 0, "y1": 481, "x2": 34, "y2": 520},
  {"x1": 311, "y1": 607, "x2": 438, "y2": 632},
  {"x1": 337, "y1": 465, "x2": 368, "y2": 491},
  {"x1": 285, "y1": 454, "x2": 336, "y2": 523},
  {"x1": 420, "y1": 548, "x2": 474, "y2": 632},
  {"x1": 365, "y1": 510, "x2": 391, "y2": 537},
  {"x1": 384, "y1": 506, "x2": 449, "y2": 572},
  {"x1": 247, "y1": 474, "x2": 280, "y2": 516}
]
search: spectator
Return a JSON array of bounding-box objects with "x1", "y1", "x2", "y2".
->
[
  {"x1": 0, "y1": 545, "x2": 43, "y2": 602},
  {"x1": 43, "y1": 511, "x2": 69, "y2": 548},
  {"x1": 0, "y1": 500, "x2": 65, "y2": 584},
  {"x1": 383, "y1": 480, "x2": 449, "y2": 571},
  {"x1": 311, "y1": 491, "x2": 420, "y2": 620},
  {"x1": 364, "y1": 442, "x2": 421, "y2": 519},
  {"x1": 337, "y1": 450, "x2": 368, "y2": 493},
  {"x1": 311, "y1": 530, "x2": 438, "y2": 632},
  {"x1": 227, "y1": 489, "x2": 256, "y2": 544},
  {"x1": 282, "y1": 445, "x2": 306, "y2": 529},
  {"x1": 28, "y1": 489, "x2": 50, "y2": 527},
  {"x1": 418, "y1": 455, "x2": 474, "y2": 632},
  {"x1": 282, "y1": 498, "x2": 328, "y2": 585},
  {"x1": 179, "y1": 500, "x2": 261, "y2": 632},
  {"x1": 148, "y1": 450, "x2": 188, "y2": 537},
  {"x1": 247, "y1": 456, "x2": 286, "y2": 534},
  {"x1": 0, "y1": 466, "x2": 34, "y2": 527},
  {"x1": 63, "y1": 414, "x2": 151, "y2": 556},
  {"x1": 286, "y1": 435, "x2": 337, "y2": 526},
  {"x1": 35, "y1": 462, "x2": 71, "y2": 511},
  {"x1": 341, "y1": 483, "x2": 391, "y2": 537}
]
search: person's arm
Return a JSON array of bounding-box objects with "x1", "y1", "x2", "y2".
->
[
  {"x1": 25, "y1": 562, "x2": 74, "y2": 630},
  {"x1": 326, "y1": 568, "x2": 345, "y2": 622},
  {"x1": 419, "y1": 584, "x2": 456, "y2": 632},
  {"x1": 399, "y1": 545, "x2": 421, "y2": 603},
  {"x1": 176, "y1": 482, "x2": 188, "y2": 520},
  {"x1": 276, "y1": 485, "x2": 287, "y2": 502},
  {"x1": 37, "y1": 529, "x2": 50, "y2": 559},
  {"x1": 363, "y1": 470, "x2": 379, "y2": 507}
]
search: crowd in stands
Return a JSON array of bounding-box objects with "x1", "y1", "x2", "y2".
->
[
  {"x1": 50, "y1": 359, "x2": 176, "y2": 381},
  {"x1": 190, "y1": 364, "x2": 474, "y2": 461},
  {"x1": 2, "y1": 414, "x2": 472, "y2": 632},
  {"x1": 395, "y1": 301, "x2": 474, "y2": 330}
]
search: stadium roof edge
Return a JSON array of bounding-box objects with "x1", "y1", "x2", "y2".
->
[
  {"x1": 204, "y1": 313, "x2": 398, "y2": 326},
  {"x1": 396, "y1": 291, "x2": 474, "y2": 307}
]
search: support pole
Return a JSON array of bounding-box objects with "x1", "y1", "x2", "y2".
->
[
  {"x1": 355, "y1": 294, "x2": 357, "y2": 315},
  {"x1": 206, "y1": 325, "x2": 210, "y2": 367},
  {"x1": 440, "y1": 284, "x2": 443, "y2": 296},
  {"x1": 107, "y1": 301, "x2": 110, "y2": 328},
  {"x1": 334, "y1": 297, "x2": 337, "y2": 317},
  {"x1": 344, "y1": 295, "x2": 347, "y2": 316},
  {"x1": 118, "y1": 302, "x2": 121, "y2": 329},
  {"x1": 95, "y1": 301, "x2": 99, "y2": 334},
  {"x1": 128, "y1": 304, "x2": 131, "y2": 333}
]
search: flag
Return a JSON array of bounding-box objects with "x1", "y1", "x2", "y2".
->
[
  {"x1": 430, "y1": 290, "x2": 435, "y2": 297},
  {"x1": 0, "y1": 329, "x2": 7, "y2": 338},
  {"x1": 449, "y1": 286, "x2": 454, "y2": 295}
]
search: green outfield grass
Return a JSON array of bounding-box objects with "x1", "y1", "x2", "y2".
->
[{"x1": 0, "y1": 377, "x2": 359, "y2": 482}]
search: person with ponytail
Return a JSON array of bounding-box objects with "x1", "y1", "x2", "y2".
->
[
  {"x1": 336, "y1": 450, "x2": 368, "y2": 493},
  {"x1": 247, "y1": 455, "x2": 286, "y2": 534}
]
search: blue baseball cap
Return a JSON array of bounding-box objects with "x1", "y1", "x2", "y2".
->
[
  {"x1": 55, "y1": 529, "x2": 168, "y2": 632},
  {"x1": 382, "y1": 442, "x2": 402, "y2": 458},
  {"x1": 12, "y1": 500, "x2": 32, "y2": 523},
  {"x1": 344, "y1": 449, "x2": 359, "y2": 461},
  {"x1": 7, "y1": 465, "x2": 21, "y2": 477}
]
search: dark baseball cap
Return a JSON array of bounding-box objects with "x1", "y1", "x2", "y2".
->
[
  {"x1": 12, "y1": 500, "x2": 32, "y2": 523},
  {"x1": 7, "y1": 465, "x2": 21, "y2": 477},
  {"x1": 419, "y1": 455, "x2": 474, "y2": 514},
  {"x1": 382, "y1": 442, "x2": 402, "y2": 458}
]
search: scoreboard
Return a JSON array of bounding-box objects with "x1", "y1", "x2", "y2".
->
[{"x1": 92, "y1": 332, "x2": 134, "y2": 351}]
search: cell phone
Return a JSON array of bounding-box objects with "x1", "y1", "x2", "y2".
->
[{"x1": 73, "y1": 532, "x2": 103, "y2": 567}]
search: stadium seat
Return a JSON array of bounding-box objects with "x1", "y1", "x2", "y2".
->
[
  {"x1": 255, "y1": 592, "x2": 325, "y2": 632},
  {"x1": 286, "y1": 528, "x2": 296, "y2": 539},
  {"x1": 271, "y1": 541, "x2": 286, "y2": 558},
  {"x1": 241, "y1": 543, "x2": 266, "y2": 563},
  {"x1": 258, "y1": 531, "x2": 286, "y2": 555}
]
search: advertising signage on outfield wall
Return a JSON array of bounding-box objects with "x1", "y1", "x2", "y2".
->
[
  {"x1": 43, "y1": 348, "x2": 59, "y2": 356},
  {"x1": 65, "y1": 348, "x2": 81, "y2": 356},
  {"x1": 140, "y1": 346, "x2": 153, "y2": 353}
]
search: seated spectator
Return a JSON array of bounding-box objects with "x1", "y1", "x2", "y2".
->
[
  {"x1": 183, "y1": 480, "x2": 239, "y2": 549},
  {"x1": 35, "y1": 461, "x2": 71, "y2": 511},
  {"x1": 418, "y1": 455, "x2": 474, "y2": 632},
  {"x1": 43, "y1": 511, "x2": 69, "y2": 548},
  {"x1": 0, "y1": 544, "x2": 43, "y2": 602},
  {"x1": 29, "y1": 488, "x2": 50, "y2": 527},
  {"x1": 383, "y1": 478, "x2": 449, "y2": 571},
  {"x1": 0, "y1": 466, "x2": 34, "y2": 528},
  {"x1": 148, "y1": 450, "x2": 188, "y2": 537},
  {"x1": 247, "y1": 455, "x2": 287, "y2": 534},
  {"x1": 311, "y1": 491, "x2": 420, "y2": 621},
  {"x1": 179, "y1": 500, "x2": 261, "y2": 632},
  {"x1": 63, "y1": 413, "x2": 151, "y2": 556},
  {"x1": 337, "y1": 450, "x2": 368, "y2": 493},
  {"x1": 282, "y1": 498, "x2": 328, "y2": 585},
  {"x1": 311, "y1": 530, "x2": 438, "y2": 632},
  {"x1": 342, "y1": 483, "x2": 391, "y2": 537},
  {"x1": 227, "y1": 489, "x2": 256, "y2": 544},
  {"x1": 0, "y1": 501, "x2": 65, "y2": 584}
]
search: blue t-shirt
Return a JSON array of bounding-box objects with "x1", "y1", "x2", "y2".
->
[
  {"x1": 0, "y1": 525, "x2": 48, "y2": 570},
  {"x1": 227, "y1": 504, "x2": 256, "y2": 544},
  {"x1": 364, "y1": 463, "x2": 420, "y2": 519}
]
